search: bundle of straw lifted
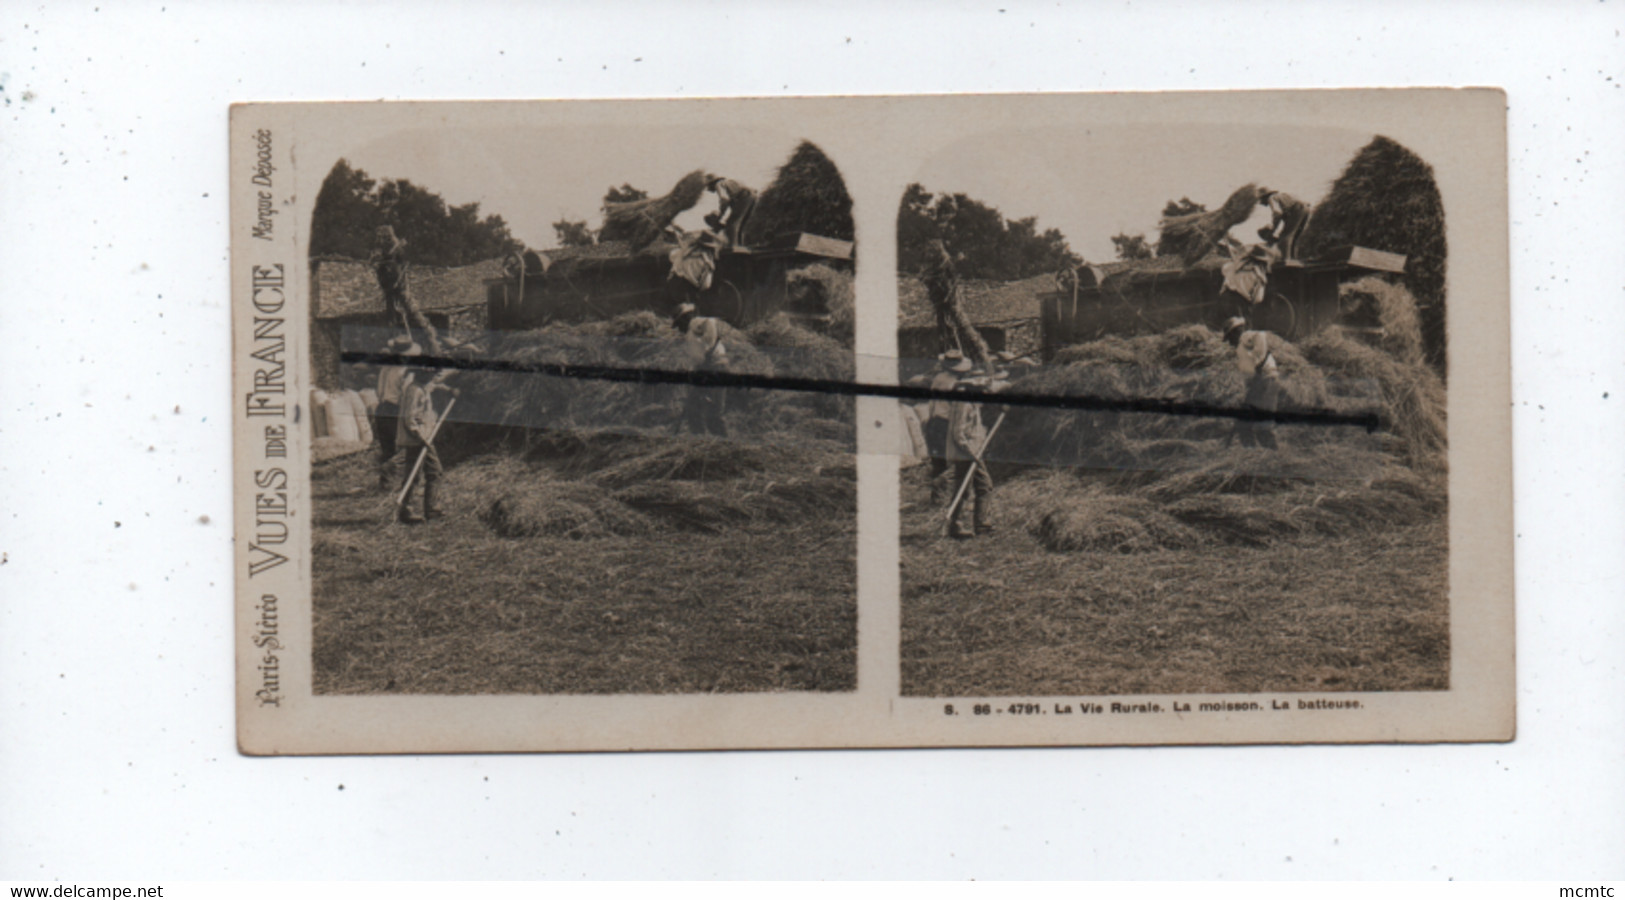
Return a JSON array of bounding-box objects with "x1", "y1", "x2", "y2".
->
[
  {"x1": 600, "y1": 169, "x2": 710, "y2": 250},
  {"x1": 1158, "y1": 183, "x2": 1265, "y2": 267}
]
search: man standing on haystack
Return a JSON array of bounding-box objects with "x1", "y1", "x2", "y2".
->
[
  {"x1": 1223, "y1": 316, "x2": 1281, "y2": 451},
  {"x1": 924, "y1": 350, "x2": 974, "y2": 504},
  {"x1": 923, "y1": 239, "x2": 994, "y2": 372},
  {"x1": 374, "y1": 335, "x2": 415, "y2": 491},
  {"x1": 395, "y1": 354, "x2": 456, "y2": 524},
  {"x1": 945, "y1": 367, "x2": 1005, "y2": 540},
  {"x1": 369, "y1": 225, "x2": 441, "y2": 356},
  {"x1": 672, "y1": 302, "x2": 730, "y2": 438},
  {"x1": 1256, "y1": 188, "x2": 1312, "y2": 261},
  {"x1": 703, "y1": 175, "x2": 757, "y2": 249}
]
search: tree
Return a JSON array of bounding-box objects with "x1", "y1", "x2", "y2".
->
[
  {"x1": 895, "y1": 182, "x2": 941, "y2": 275},
  {"x1": 1112, "y1": 233, "x2": 1154, "y2": 261},
  {"x1": 309, "y1": 159, "x2": 521, "y2": 266},
  {"x1": 603, "y1": 184, "x2": 648, "y2": 204},
  {"x1": 1162, "y1": 197, "x2": 1206, "y2": 218},
  {"x1": 894, "y1": 183, "x2": 1080, "y2": 280},
  {"x1": 309, "y1": 159, "x2": 381, "y2": 260},
  {"x1": 552, "y1": 219, "x2": 595, "y2": 247},
  {"x1": 744, "y1": 140, "x2": 855, "y2": 247},
  {"x1": 1299, "y1": 135, "x2": 1448, "y2": 370},
  {"x1": 1154, "y1": 197, "x2": 1208, "y2": 258}
]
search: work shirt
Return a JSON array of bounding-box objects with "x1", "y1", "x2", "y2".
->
[
  {"x1": 686, "y1": 316, "x2": 728, "y2": 367},
  {"x1": 377, "y1": 365, "x2": 407, "y2": 407},
  {"x1": 1235, "y1": 331, "x2": 1279, "y2": 378},
  {"x1": 927, "y1": 370, "x2": 960, "y2": 421},
  {"x1": 370, "y1": 239, "x2": 408, "y2": 295},
  {"x1": 712, "y1": 178, "x2": 749, "y2": 211},
  {"x1": 946, "y1": 394, "x2": 989, "y2": 463},
  {"x1": 396, "y1": 379, "x2": 437, "y2": 447},
  {"x1": 668, "y1": 230, "x2": 719, "y2": 291},
  {"x1": 1266, "y1": 192, "x2": 1309, "y2": 228}
]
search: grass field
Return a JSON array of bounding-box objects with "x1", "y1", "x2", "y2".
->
[
  {"x1": 899, "y1": 467, "x2": 1449, "y2": 697},
  {"x1": 312, "y1": 439, "x2": 857, "y2": 695}
]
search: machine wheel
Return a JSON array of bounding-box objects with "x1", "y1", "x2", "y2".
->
[
  {"x1": 709, "y1": 279, "x2": 745, "y2": 324},
  {"x1": 1259, "y1": 290, "x2": 1298, "y2": 339}
]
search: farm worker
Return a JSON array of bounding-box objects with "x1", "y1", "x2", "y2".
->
[
  {"x1": 703, "y1": 175, "x2": 757, "y2": 249},
  {"x1": 374, "y1": 336, "x2": 417, "y2": 491},
  {"x1": 672, "y1": 302, "x2": 730, "y2": 438},
  {"x1": 1220, "y1": 240, "x2": 1281, "y2": 307},
  {"x1": 1223, "y1": 316, "x2": 1281, "y2": 451},
  {"x1": 945, "y1": 371, "x2": 1002, "y2": 539},
  {"x1": 369, "y1": 225, "x2": 442, "y2": 355},
  {"x1": 666, "y1": 228, "x2": 721, "y2": 303},
  {"x1": 925, "y1": 351, "x2": 974, "y2": 504},
  {"x1": 1256, "y1": 189, "x2": 1312, "y2": 261},
  {"x1": 395, "y1": 362, "x2": 456, "y2": 524}
]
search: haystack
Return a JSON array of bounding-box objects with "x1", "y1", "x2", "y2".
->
[
  {"x1": 600, "y1": 169, "x2": 709, "y2": 250},
  {"x1": 480, "y1": 482, "x2": 653, "y2": 539},
  {"x1": 1300, "y1": 328, "x2": 1446, "y2": 467},
  {"x1": 1338, "y1": 276, "x2": 1426, "y2": 368},
  {"x1": 1158, "y1": 183, "x2": 1264, "y2": 266},
  {"x1": 785, "y1": 263, "x2": 856, "y2": 348}
]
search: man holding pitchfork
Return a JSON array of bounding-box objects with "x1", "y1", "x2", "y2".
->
[
  {"x1": 945, "y1": 366, "x2": 1008, "y2": 540},
  {"x1": 394, "y1": 350, "x2": 458, "y2": 525}
]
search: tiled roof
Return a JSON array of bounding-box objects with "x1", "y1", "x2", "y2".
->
[
  {"x1": 312, "y1": 257, "x2": 507, "y2": 319},
  {"x1": 897, "y1": 273, "x2": 1058, "y2": 330}
]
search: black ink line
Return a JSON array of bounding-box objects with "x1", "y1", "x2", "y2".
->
[{"x1": 342, "y1": 351, "x2": 1381, "y2": 431}]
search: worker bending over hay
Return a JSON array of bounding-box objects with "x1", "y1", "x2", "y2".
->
[{"x1": 1222, "y1": 316, "x2": 1281, "y2": 451}]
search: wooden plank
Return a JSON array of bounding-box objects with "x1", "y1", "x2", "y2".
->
[
  {"x1": 1322, "y1": 244, "x2": 1408, "y2": 273},
  {"x1": 788, "y1": 232, "x2": 854, "y2": 260}
]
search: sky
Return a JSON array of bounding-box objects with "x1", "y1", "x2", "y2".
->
[
  {"x1": 334, "y1": 124, "x2": 814, "y2": 250},
  {"x1": 908, "y1": 122, "x2": 1374, "y2": 263},
  {"x1": 329, "y1": 121, "x2": 1374, "y2": 264}
]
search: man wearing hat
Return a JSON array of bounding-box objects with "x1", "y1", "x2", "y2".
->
[
  {"x1": 395, "y1": 361, "x2": 456, "y2": 524},
  {"x1": 1256, "y1": 188, "x2": 1312, "y2": 262},
  {"x1": 924, "y1": 350, "x2": 974, "y2": 504},
  {"x1": 672, "y1": 302, "x2": 730, "y2": 438},
  {"x1": 1223, "y1": 316, "x2": 1281, "y2": 450},
  {"x1": 369, "y1": 225, "x2": 441, "y2": 355},
  {"x1": 945, "y1": 368, "x2": 1004, "y2": 539},
  {"x1": 703, "y1": 175, "x2": 757, "y2": 249},
  {"x1": 373, "y1": 335, "x2": 416, "y2": 490}
]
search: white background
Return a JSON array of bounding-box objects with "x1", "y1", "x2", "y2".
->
[{"x1": 1, "y1": 0, "x2": 1621, "y2": 881}]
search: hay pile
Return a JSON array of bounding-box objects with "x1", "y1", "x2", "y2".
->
[
  {"x1": 1158, "y1": 184, "x2": 1264, "y2": 265},
  {"x1": 600, "y1": 169, "x2": 709, "y2": 250},
  {"x1": 458, "y1": 433, "x2": 856, "y2": 539},
  {"x1": 1299, "y1": 327, "x2": 1446, "y2": 468},
  {"x1": 1338, "y1": 276, "x2": 1425, "y2": 367},
  {"x1": 454, "y1": 309, "x2": 853, "y2": 443},
  {"x1": 1005, "y1": 461, "x2": 1443, "y2": 553},
  {"x1": 784, "y1": 263, "x2": 856, "y2": 347},
  {"x1": 1003, "y1": 324, "x2": 1355, "y2": 471},
  {"x1": 986, "y1": 317, "x2": 1448, "y2": 553}
]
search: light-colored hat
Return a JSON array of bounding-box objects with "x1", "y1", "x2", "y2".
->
[
  {"x1": 949, "y1": 356, "x2": 975, "y2": 373},
  {"x1": 1223, "y1": 316, "x2": 1248, "y2": 338},
  {"x1": 674, "y1": 302, "x2": 697, "y2": 319}
]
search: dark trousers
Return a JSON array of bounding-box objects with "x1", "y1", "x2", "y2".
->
[
  {"x1": 375, "y1": 402, "x2": 399, "y2": 487},
  {"x1": 724, "y1": 190, "x2": 757, "y2": 247},
  {"x1": 680, "y1": 363, "x2": 729, "y2": 437},
  {"x1": 922, "y1": 417, "x2": 951, "y2": 501},
  {"x1": 398, "y1": 441, "x2": 443, "y2": 518},
  {"x1": 1235, "y1": 371, "x2": 1281, "y2": 450},
  {"x1": 947, "y1": 459, "x2": 994, "y2": 534}
]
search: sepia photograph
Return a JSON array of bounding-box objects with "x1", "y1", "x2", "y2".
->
[
  {"x1": 233, "y1": 92, "x2": 1509, "y2": 752},
  {"x1": 299, "y1": 125, "x2": 859, "y2": 695},
  {"x1": 895, "y1": 125, "x2": 1451, "y2": 697}
]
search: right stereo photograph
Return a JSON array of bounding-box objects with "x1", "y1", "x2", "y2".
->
[{"x1": 895, "y1": 123, "x2": 1452, "y2": 700}]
